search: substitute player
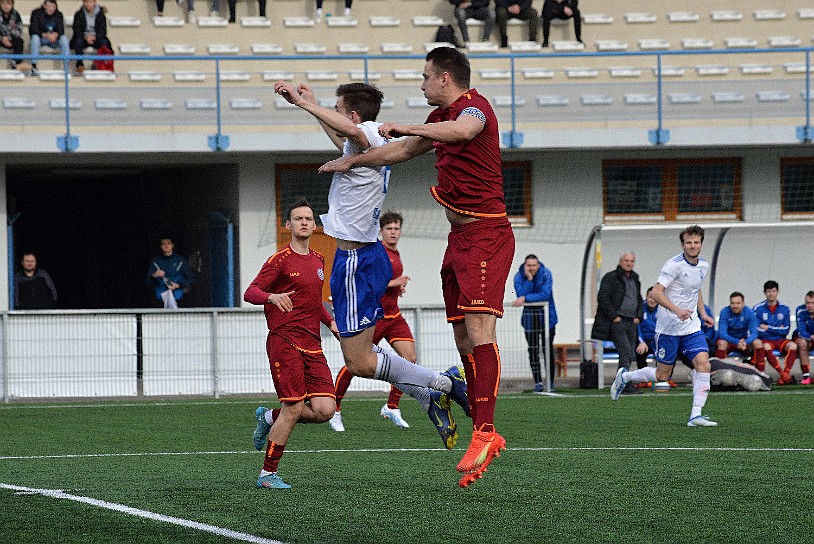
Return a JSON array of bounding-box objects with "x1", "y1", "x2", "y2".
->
[
  {"x1": 330, "y1": 211, "x2": 416, "y2": 431},
  {"x1": 753, "y1": 281, "x2": 796, "y2": 384},
  {"x1": 274, "y1": 80, "x2": 468, "y2": 451},
  {"x1": 245, "y1": 199, "x2": 339, "y2": 489},
  {"x1": 611, "y1": 225, "x2": 719, "y2": 427},
  {"x1": 319, "y1": 47, "x2": 515, "y2": 487},
  {"x1": 792, "y1": 291, "x2": 814, "y2": 385}
]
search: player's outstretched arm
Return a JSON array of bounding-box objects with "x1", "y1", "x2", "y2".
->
[
  {"x1": 318, "y1": 135, "x2": 434, "y2": 173},
  {"x1": 274, "y1": 80, "x2": 368, "y2": 152},
  {"x1": 380, "y1": 114, "x2": 484, "y2": 144}
]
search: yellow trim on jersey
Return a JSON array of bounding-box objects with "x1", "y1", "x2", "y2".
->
[{"x1": 431, "y1": 186, "x2": 508, "y2": 218}]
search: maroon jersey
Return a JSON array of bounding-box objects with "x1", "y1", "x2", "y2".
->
[
  {"x1": 244, "y1": 245, "x2": 331, "y2": 352},
  {"x1": 381, "y1": 246, "x2": 403, "y2": 318},
  {"x1": 426, "y1": 89, "x2": 506, "y2": 218}
]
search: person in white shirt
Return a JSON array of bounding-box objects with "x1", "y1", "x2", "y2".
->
[
  {"x1": 273, "y1": 81, "x2": 470, "y2": 450},
  {"x1": 610, "y1": 225, "x2": 719, "y2": 427}
]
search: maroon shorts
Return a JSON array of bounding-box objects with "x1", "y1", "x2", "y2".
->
[
  {"x1": 266, "y1": 333, "x2": 335, "y2": 403},
  {"x1": 761, "y1": 339, "x2": 792, "y2": 352},
  {"x1": 441, "y1": 217, "x2": 515, "y2": 322},
  {"x1": 373, "y1": 314, "x2": 415, "y2": 345}
]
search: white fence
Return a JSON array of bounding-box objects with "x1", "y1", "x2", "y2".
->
[{"x1": 0, "y1": 304, "x2": 547, "y2": 401}]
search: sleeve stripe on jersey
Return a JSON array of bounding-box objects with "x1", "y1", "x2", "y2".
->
[{"x1": 459, "y1": 107, "x2": 487, "y2": 124}]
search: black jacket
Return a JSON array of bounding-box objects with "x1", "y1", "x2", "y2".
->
[
  {"x1": 72, "y1": 6, "x2": 108, "y2": 42},
  {"x1": 591, "y1": 265, "x2": 643, "y2": 340},
  {"x1": 29, "y1": 5, "x2": 65, "y2": 37}
]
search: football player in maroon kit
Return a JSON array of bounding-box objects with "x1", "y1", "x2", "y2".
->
[
  {"x1": 330, "y1": 211, "x2": 417, "y2": 431},
  {"x1": 245, "y1": 199, "x2": 340, "y2": 489},
  {"x1": 320, "y1": 47, "x2": 514, "y2": 488}
]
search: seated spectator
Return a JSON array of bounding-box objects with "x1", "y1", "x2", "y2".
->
[
  {"x1": 29, "y1": 0, "x2": 70, "y2": 75},
  {"x1": 155, "y1": 0, "x2": 195, "y2": 23},
  {"x1": 14, "y1": 252, "x2": 57, "y2": 309},
  {"x1": 315, "y1": 0, "x2": 351, "y2": 22},
  {"x1": 495, "y1": 0, "x2": 537, "y2": 48},
  {"x1": 541, "y1": 0, "x2": 581, "y2": 47},
  {"x1": 449, "y1": 0, "x2": 493, "y2": 43},
  {"x1": 1, "y1": 0, "x2": 28, "y2": 71},
  {"x1": 71, "y1": 0, "x2": 111, "y2": 73},
  {"x1": 753, "y1": 280, "x2": 796, "y2": 384},
  {"x1": 792, "y1": 291, "x2": 814, "y2": 385},
  {"x1": 716, "y1": 292, "x2": 761, "y2": 364}
]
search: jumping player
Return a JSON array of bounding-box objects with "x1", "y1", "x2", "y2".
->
[
  {"x1": 792, "y1": 291, "x2": 814, "y2": 385},
  {"x1": 319, "y1": 47, "x2": 515, "y2": 487},
  {"x1": 246, "y1": 199, "x2": 339, "y2": 489},
  {"x1": 611, "y1": 225, "x2": 718, "y2": 427},
  {"x1": 330, "y1": 211, "x2": 416, "y2": 431},
  {"x1": 274, "y1": 80, "x2": 468, "y2": 451}
]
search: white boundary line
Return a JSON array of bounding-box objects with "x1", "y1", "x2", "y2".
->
[
  {"x1": 2, "y1": 444, "x2": 811, "y2": 461},
  {"x1": 0, "y1": 483, "x2": 284, "y2": 544}
]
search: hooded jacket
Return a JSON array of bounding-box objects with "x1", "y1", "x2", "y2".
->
[{"x1": 513, "y1": 261, "x2": 558, "y2": 331}]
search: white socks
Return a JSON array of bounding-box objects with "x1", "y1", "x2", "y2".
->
[
  {"x1": 623, "y1": 366, "x2": 657, "y2": 383},
  {"x1": 264, "y1": 409, "x2": 274, "y2": 426},
  {"x1": 372, "y1": 349, "x2": 451, "y2": 393},
  {"x1": 690, "y1": 371, "x2": 711, "y2": 419}
]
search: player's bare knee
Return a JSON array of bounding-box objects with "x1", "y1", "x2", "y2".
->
[
  {"x1": 754, "y1": 339, "x2": 763, "y2": 350},
  {"x1": 655, "y1": 368, "x2": 672, "y2": 381}
]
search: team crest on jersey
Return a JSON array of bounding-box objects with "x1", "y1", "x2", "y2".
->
[
  {"x1": 657, "y1": 347, "x2": 666, "y2": 359},
  {"x1": 317, "y1": 268, "x2": 324, "y2": 280}
]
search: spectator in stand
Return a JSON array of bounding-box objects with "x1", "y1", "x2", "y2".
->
[
  {"x1": 541, "y1": 0, "x2": 581, "y2": 47},
  {"x1": 314, "y1": 0, "x2": 351, "y2": 22},
  {"x1": 147, "y1": 237, "x2": 195, "y2": 308},
  {"x1": 753, "y1": 280, "x2": 796, "y2": 384},
  {"x1": 29, "y1": 0, "x2": 70, "y2": 76},
  {"x1": 449, "y1": 0, "x2": 494, "y2": 43},
  {"x1": 1, "y1": 0, "x2": 28, "y2": 71},
  {"x1": 512, "y1": 254, "x2": 558, "y2": 392},
  {"x1": 155, "y1": 0, "x2": 195, "y2": 23},
  {"x1": 495, "y1": 0, "x2": 537, "y2": 48},
  {"x1": 14, "y1": 252, "x2": 57, "y2": 309},
  {"x1": 715, "y1": 292, "x2": 760, "y2": 364},
  {"x1": 71, "y1": 0, "x2": 111, "y2": 74},
  {"x1": 792, "y1": 291, "x2": 814, "y2": 385}
]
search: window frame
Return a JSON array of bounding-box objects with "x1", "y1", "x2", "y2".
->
[
  {"x1": 780, "y1": 157, "x2": 814, "y2": 219},
  {"x1": 503, "y1": 160, "x2": 533, "y2": 227}
]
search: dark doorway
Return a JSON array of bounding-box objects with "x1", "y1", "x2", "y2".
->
[{"x1": 7, "y1": 164, "x2": 238, "y2": 309}]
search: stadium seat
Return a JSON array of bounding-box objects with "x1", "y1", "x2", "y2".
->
[
  {"x1": 119, "y1": 43, "x2": 151, "y2": 54},
  {"x1": 668, "y1": 12, "x2": 700, "y2": 23},
  {"x1": 164, "y1": 44, "x2": 195, "y2": 55},
  {"x1": 240, "y1": 17, "x2": 271, "y2": 27},
  {"x1": 109, "y1": 17, "x2": 141, "y2": 27},
  {"x1": 185, "y1": 98, "x2": 217, "y2": 109},
  {"x1": 653, "y1": 66, "x2": 686, "y2": 77},
  {"x1": 392, "y1": 69, "x2": 422, "y2": 80},
  {"x1": 49, "y1": 98, "x2": 81, "y2": 110},
  {"x1": 37, "y1": 70, "x2": 69, "y2": 80},
  {"x1": 493, "y1": 96, "x2": 526, "y2": 107},
  {"x1": 581, "y1": 94, "x2": 613, "y2": 105},
  {"x1": 799, "y1": 8, "x2": 814, "y2": 19},
  {"x1": 523, "y1": 68, "x2": 554, "y2": 79},
  {"x1": 467, "y1": 42, "x2": 498, "y2": 52},
  {"x1": 583, "y1": 13, "x2": 613, "y2": 24},
  {"x1": 207, "y1": 44, "x2": 240, "y2": 55},
  {"x1": 638, "y1": 38, "x2": 670, "y2": 50},
  {"x1": 425, "y1": 42, "x2": 455, "y2": 52},
  {"x1": 153, "y1": 16, "x2": 184, "y2": 27},
  {"x1": 294, "y1": 43, "x2": 327, "y2": 54},
  {"x1": 696, "y1": 65, "x2": 729, "y2": 76},
  {"x1": 349, "y1": 70, "x2": 381, "y2": 80},
  {"x1": 129, "y1": 71, "x2": 162, "y2": 81},
  {"x1": 369, "y1": 16, "x2": 400, "y2": 27},
  {"x1": 624, "y1": 93, "x2": 656, "y2": 105},
  {"x1": 284, "y1": 17, "x2": 315, "y2": 27},
  {"x1": 756, "y1": 90, "x2": 789, "y2": 102},
  {"x1": 95, "y1": 98, "x2": 127, "y2": 110},
  {"x1": 3, "y1": 97, "x2": 34, "y2": 108},
  {"x1": 711, "y1": 11, "x2": 743, "y2": 22},
  {"x1": 725, "y1": 37, "x2": 758, "y2": 48},
  {"x1": 318, "y1": 97, "x2": 337, "y2": 108},
  {"x1": 251, "y1": 44, "x2": 283, "y2": 55},
  {"x1": 140, "y1": 98, "x2": 173, "y2": 110},
  {"x1": 509, "y1": 41, "x2": 541, "y2": 52},
  {"x1": 537, "y1": 95, "x2": 569, "y2": 106},
  {"x1": 198, "y1": 16, "x2": 227, "y2": 27},
  {"x1": 609, "y1": 67, "x2": 641, "y2": 78},
  {"x1": 753, "y1": 10, "x2": 785, "y2": 21},
  {"x1": 262, "y1": 71, "x2": 294, "y2": 81},
  {"x1": 406, "y1": 97, "x2": 432, "y2": 107},
  {"x1": 84, "y1": 71, "x2": 116, "y2": 81},
  {"x1": 624, "y1": 13, "x2": 655, "y2": 24},
  {"x1": 668, "y1": 93, "x2": 701, "y2": 104},
  {"x1": 0, "y1": 70, "x2": 25, "y2": 81},
  {"x1": 768, "y1": 36, "x2": 801, "y2": 47},
  {"x1": 712, "y1": 92, "x2": 745, "y2": 103},
  {"x1": 479, "y1": 69, "x2": 511, "y2": 79},
  {"x1": 784, "y1": 63, "x2": 814, "y2": 73},
  {"x1": 740, "y1": 64, "x2": 773, "y2": 75},
  {"x1": 381, "y1": 43, "x2": 413, "y2": 53},
  {"x1": 219, "y1": 71, "x2": 250, "y2": 81},
  {"x1": 174, "y1": 71, "x2": 206, "y2": 81},
  {"x1": 338, "y1": 43, "x2": 369, "y2": 53},
  {"x1": 412, "y1": 16, "x2": 444, "y2": 26},
  {"x1": 327, "y1": 17, "x2": 357, "y2": 27},
  {"x1": 553, "y1": 41, "x2": 585, "y2": 51},
  {"x1": 681, "y1": 38, "x2": 714, "y2": 49},
  {"x1": 595, "y1": 40, "x2": 628, "y2": 51},
  {"x1": 306, "y1": 70, "x2": 338, "y2": 81},
  {"x1": 566, "y1": 67, "x2": 598, "y2": 78},
  {"x1": 230, "y1": 98, "x2": 262, "y2": 110}
]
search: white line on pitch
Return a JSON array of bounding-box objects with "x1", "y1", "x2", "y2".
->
[
  {"x1": 2, "y1": 444, "x2": 811, "y2": 461},
  {"x1": 0, "y1": 483, "x2": 284, "y2": 544}
]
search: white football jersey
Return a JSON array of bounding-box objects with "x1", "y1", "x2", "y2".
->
[
  {"x1": 320, "y1": 121, "x2": 389, "y2": 243},
  {"x1": 654, "y1": 253, "x2": 709, "y2": 336}
]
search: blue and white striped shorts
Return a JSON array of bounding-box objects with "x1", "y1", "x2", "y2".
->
[{"x1": 330, "y1": 241, "x2": 392, "y2": 337}]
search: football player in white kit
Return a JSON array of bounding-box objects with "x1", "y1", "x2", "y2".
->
[{"x1": 610, "y1": 225, "x2": 719, "y2": 427}]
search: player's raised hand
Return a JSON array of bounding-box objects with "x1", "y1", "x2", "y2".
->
[
  {"x1": 274, "y1": 81, "x2": 302, "y2": 105},
  {"x1": 318, "y1": 156, "x2": 355, "y2": 173},
  {"x1": 378, "y1": 122, "x2": 411, "y2": 139},
  {"x1": 268, "y1": 291, "x2": 295, "y2": 312},
  {"x1": 297, "y1": 83, "x2": 317, "y2": 105}
]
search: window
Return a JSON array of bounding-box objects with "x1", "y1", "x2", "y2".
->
[
  {"x1": 603, "y1": 158, "x2": 742, "y2": 221},
  {"x1": 276, "y1": 164, "x2": 332, "y2": 229},
  {"x1": 781, "y1": 158, "x2": 814, "y2": 217},
  {"x1": 503, "y1": 161, "x2": 532, "y2": 226}
]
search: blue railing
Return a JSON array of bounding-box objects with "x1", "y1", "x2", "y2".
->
[{"x1": 1, "y1": 47, "x2": 812, "y2": 151}]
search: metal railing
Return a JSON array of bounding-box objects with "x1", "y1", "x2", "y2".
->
[{"x1": 0, "y1": 304, "x2": 549, "y2": 401}]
